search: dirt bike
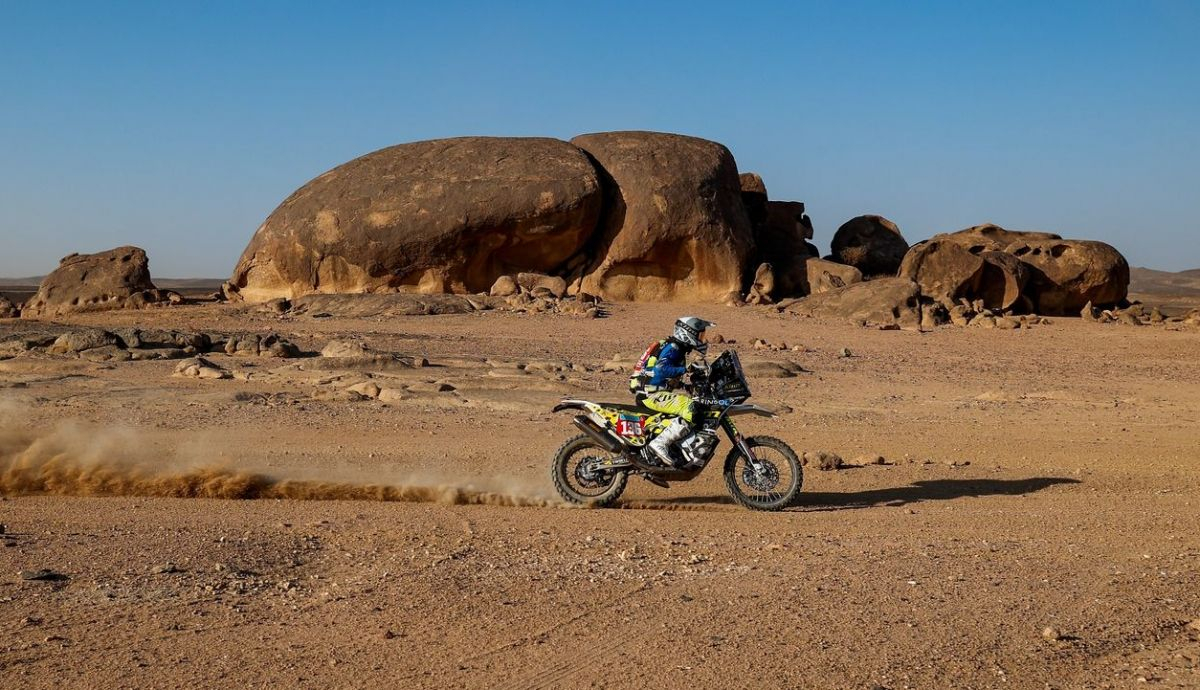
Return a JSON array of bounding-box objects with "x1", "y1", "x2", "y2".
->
[{"x1": 550, "y1": 350, "x2": 802, "y2": 511}]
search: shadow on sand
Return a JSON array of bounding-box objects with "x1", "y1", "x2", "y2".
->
[{"x1": 629, "y1": 477, "x2": 1080, "y2": 511}]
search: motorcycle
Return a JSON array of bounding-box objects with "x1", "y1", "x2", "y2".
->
[{"x1": 550, "y1": 349, "x2": 802, "y2": 511}]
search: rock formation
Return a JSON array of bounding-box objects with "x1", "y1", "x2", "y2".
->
[
  {"x1": 21, "y1": 246, "x2": 177, "y2": 319},
  {"x1": 229, "y1": 137, "x2": 603, "y2": 301},
  {"x1": 898, "y1": 225, "x2": 1128, "y2": 315},
  {"x1": 571, "y1": 131, "x2": 754, "y2": 302},
  {"x1": 1007, "y1": 239, "x2": 1129, "y2": 314}
]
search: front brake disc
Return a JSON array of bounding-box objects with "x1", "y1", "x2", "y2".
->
[{"x1": 743, "y1": 459, "x2": 779, "y2": 492}]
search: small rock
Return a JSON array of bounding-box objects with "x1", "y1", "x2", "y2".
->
[
  {"x1": 1042, "y1": 626, "x2": 1062, "y2": 642},
  {"x1": 752, "y1": 339, "x2": 770, "y2": 350},
  {"x1": 839, "y1": 347, "x2": 852, "y2": 358},
  {"x1": 382, "y1": 629, "x2": 397, "y2": 640},
  {"x1": 804, "y1": 451, "x2": 843, "y2": 471},
  {"x1": 1186, "y1": 619, "x2": 1200, "y2": 632},
  {"x1": 151, "y1": 563, "x2": 181, "y2": 574}
]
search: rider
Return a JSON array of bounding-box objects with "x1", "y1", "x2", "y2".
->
[{"x1": 629, "y1": 316, "x2": 714, "y2": 467}]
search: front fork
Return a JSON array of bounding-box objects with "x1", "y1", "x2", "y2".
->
[{"x1": 722, "y1": 418, "x2": 765, "y2": 473}]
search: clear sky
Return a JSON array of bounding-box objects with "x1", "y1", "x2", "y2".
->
[{"x1": 2, "y1": 1, "x2": 1197, "y2": 277}]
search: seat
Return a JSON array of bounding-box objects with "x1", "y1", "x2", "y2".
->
[{"x1": 597, "y1": 402, "x2": 656, "y2": 415}]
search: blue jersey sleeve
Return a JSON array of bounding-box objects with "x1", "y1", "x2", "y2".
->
[{"x1": 649, "y1": 342, "x2": 687, "y2": 383}]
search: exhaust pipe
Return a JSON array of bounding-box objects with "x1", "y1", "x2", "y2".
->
[{"x1": 572, "y1": 415, "x2": 624, "y2": 453}]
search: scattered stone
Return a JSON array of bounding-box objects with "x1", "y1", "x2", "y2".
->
[
  {"x1": 346, "y1": 381, "x2": 382, "y2": 399},
  {"x1": 1042, "y1": 626, "x2": 1062, "y2": 642},
  {"x1": 994, "y1": 316, "x2": 1020, "y2": 330},
  {"x1": 0, "y1": 296, "x2": 19, "y2": 318},
  {"x1": 854, "y1": 454, "x2": 888, "y2": 466},
  {"x1": 151, "y1": 563, "x2": 182, "y2": 574},
  {"x1": 489, "y1": 275, "x2": 519, "y2": 297},
  {"x1": 49, "y1": 328, "x2": 123, "y2": 354},
  {"x1": 839, "y1": 347, "x2": 852, "y2": 358},
  {"x1": 321, "y1": 339, "x2": 370, "y2": 358},
  {"x1": 174, "y1": 357, "x2": 231, "y2": 380},
  {"x1": 804, "y1": 451, "x2": 844, "y2": 471}
]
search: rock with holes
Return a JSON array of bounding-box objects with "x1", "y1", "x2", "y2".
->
[
  {"x1": 571, "y1": 131, "x2": 754, "y2": 302},
  {"x1": 830, "y1": 215, "x2": 909, "y2": 277},
  {"x1": 928, "y1": 223, "x2": 1062, "y2": 253},
  {"x1": 21, "y1": 246, "x2": 175, "y2": 318},
  {"x1": 1005, "y1": 239, "x2": 1129, "y2": 315},
  {"x1": 229, "y1": 137, "x2": 603, "y2": 301},
  {"x1": 787, "y1": 277, "x2": 921, "y2": 328}
]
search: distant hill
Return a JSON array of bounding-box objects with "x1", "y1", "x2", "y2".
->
[
  {"x1": 1130, "y1": 267, "x2": 1200, "y2": 297},
  {"x1": 0, "y1": 276, "x2": 223, "y2": 289}
]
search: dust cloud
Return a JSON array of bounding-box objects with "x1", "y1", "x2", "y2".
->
[{"x1": 0, "y1": 420, "x2": 560, "y2": 508}]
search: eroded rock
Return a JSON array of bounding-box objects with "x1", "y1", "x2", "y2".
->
[
  {"x1": 230, "y1": 137, "x2": 603, "y2": 301},
  {"x1": 571, "y1": 131, "x2": 754, "y2": 302}
]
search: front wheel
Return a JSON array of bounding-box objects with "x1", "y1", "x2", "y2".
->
[
  {"x1": 551, "y1": 434, "x2": 628, "y2": 507},
  {"x1": 723, "y1": 436, "x2": 802, "y2": 511}
]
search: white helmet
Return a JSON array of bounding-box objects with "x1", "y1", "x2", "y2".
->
[{"x1": 673, "y1": 316, "x2": 715, "y2": 354}]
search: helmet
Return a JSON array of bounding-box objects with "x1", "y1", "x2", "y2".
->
[{"x1": 673, "y1": 316, "x2": 715, "y2": 354}]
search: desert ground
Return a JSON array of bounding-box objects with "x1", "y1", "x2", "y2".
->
[{"x1": 2, "y1": 297, "x2": 1199, "y2": 689}]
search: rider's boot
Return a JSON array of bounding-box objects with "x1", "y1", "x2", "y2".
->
[{"x1": 647, "y1": 418, "x2": 690, "y2": 467}]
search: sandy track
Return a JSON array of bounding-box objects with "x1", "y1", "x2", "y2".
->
[{"x1": 2, "y1": 301, "x2": 1199, "y2": 688}]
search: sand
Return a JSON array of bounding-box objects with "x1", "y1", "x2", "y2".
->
[{"x1": 1, "y1": 299, "x2": 1199, "y2": 688}]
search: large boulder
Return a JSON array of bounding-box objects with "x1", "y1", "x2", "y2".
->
[
  {"x1": 21, "y1": 246, "x2": 170, "y2": 319},
  {"x1": 787, "y1": 277, "x2": 921, "y2": 328},
  {"x1": 830, "y1": 215, "x2": 909, "y2": 277},
  {"x1": 570, "y1": 131, "x2": 754, "y2": 302},
  {"x1": 1006, "y1": 239, "x2": 1129, "y2": 314},
  {"x1": 229, "y1": 137, "x2": 603, "y2": 301},
  {"x1": 899, "y1": 240, "x2": 986, "y2": 305}
]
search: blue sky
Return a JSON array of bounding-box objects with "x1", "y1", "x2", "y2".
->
[{"x1": 1, "y1": 1, "x2": 1197, "y2": 277}]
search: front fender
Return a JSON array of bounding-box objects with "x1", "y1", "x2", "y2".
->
[{"x1": 725, "y1": 404, "x2": 777, "y2": 418}]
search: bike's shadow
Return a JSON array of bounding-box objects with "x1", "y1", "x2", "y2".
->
[{"x1": 622, "y1": 477, "x2": 1080, "y2": 512}]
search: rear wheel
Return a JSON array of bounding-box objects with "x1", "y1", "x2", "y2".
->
[
  {"x1": 551, "y1": 434, "x2": 628, "y2": 507},
  {"x1": 723, "y1": 436, "x2": 802, "y2": 511}
]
